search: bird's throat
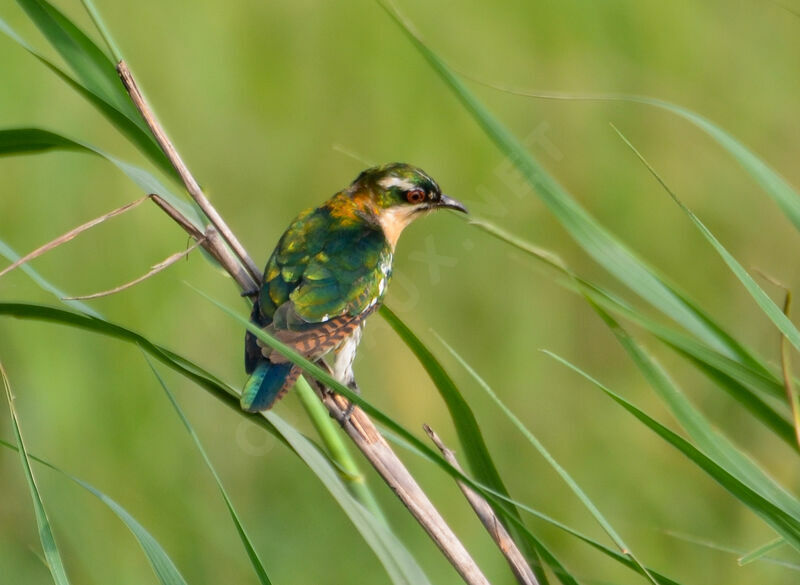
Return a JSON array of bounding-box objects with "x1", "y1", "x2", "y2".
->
[{"x1": 376, "y1": 206, "x2": 427, "y2": 250}]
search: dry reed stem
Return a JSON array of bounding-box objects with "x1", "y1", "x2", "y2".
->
[
  {"x1": 117, "y1": 61, "x2": 262, "y2": 284},
  {"x1": 0, "y1": 196, "x2": 148, "y2": 279},
  {"x1": 64, "y1": 239, "x2": 204, "y2": 300},
  {"x1": 424, "y1": 424, "x2": 539, "y2": 585}
]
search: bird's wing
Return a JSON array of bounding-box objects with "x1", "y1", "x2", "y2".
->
[
  {"x1": 255, "y1": 207, "x2": 391, "y2": 320},
  {"x1": 262, "y1": 211, "x2": 391, "y2": 323},
  {"x1": 249, "y1": 208, "x2": 391, "y2": 368},
  {"x1": 255, "y1": 302, "x2": 377, "y2": 364},
  {"x1": 247, "y1": 206, "x2": 334, "y2": 373}
]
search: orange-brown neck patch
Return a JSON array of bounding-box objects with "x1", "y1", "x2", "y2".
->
[
  {"x1": 326, "y1": 192, "x2": 375, "y2": 226},
  {"x1": 325, "y1": 192, "x2": 426, "y2": 249}
]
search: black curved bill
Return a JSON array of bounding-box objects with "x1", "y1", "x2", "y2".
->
[{"x1": 437, "y1": 194, "x2": 468, "y2": 213}]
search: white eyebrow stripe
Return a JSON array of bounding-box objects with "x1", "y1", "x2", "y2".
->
[
  {"x1": 417, "y1": 169, "x2": 434, "y2": 184},
  {"x1": 378, "y1": 176, "x2": 415, "y2": 191}
]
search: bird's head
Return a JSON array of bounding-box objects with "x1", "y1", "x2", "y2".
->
[{"x1": 347, "y1": 162, "x2": 467, "y2": 249}]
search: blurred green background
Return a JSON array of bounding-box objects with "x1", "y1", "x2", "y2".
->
[{"x1": 2, "y1": 0, "x2": 800, "y2": 583}]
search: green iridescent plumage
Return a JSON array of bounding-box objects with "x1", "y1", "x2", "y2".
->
[
  {"x1": 259, "y1": 205, "x2": 392, "y2": 323},
  {"x1": 242, "y1": 162, "x2": 467, "y2": 412}
]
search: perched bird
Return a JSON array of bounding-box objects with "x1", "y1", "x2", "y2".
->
[{"x1": 242, "y1": 162, "x2": 467, "y2": 412}]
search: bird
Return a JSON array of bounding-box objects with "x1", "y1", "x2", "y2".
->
[{"x1": 241, "y1": 162, "x2": 467, "y2": 412}]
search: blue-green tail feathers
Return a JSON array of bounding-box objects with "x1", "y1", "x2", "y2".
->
[{"x1": 241, "y1": 361, "x2": 295, "y2": 412}]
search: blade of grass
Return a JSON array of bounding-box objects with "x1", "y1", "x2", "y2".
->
[
  {"x1": 583, "y1": 298, "x2": 800, "y2": 522},
  {"x1": 63, "y1": 239, "x2": 203, "y2": 300},
  {"x1": 0, "y1": 302, "x2": 273, "y2": 434},
  {"x1": 381, "y1": 422, "x2": 682, "y2": 585},
  {"x1": 376, "y1": 420, "x2": 674, "y2": 583},
  {"x1": 377, "y1": 0, "x2": 760, "y2": 369},
  {"x1": 470, "y1": 216, "x2": 784, "y2": 392},
  {"x1": 0, "y1": 15, "x2": 174, "y2": 179},
  {"x1": 466, "y1": 83, "x2": 800, "y2": 234},
  {"x1": 144, "y1": 333, "x2": 433, "y2": 585},
  {"x1": 199, "y1": 286, "x2": 703, "y2": 585},
  {"x1": 377, "y1": 428, "x2": 568, "y2": 585},
  {"x1": 0, "y1": 127, "x2": 84, "y2": 155},
  {"x1": 482, "y1": 496, "x2": 681, "y2": 585},
  {"x1": 738, "y1": 537, "x2": 785, "y2": 566},
  {"x1": 0, "y1": 300, "x2": 684, "y2": 585},
  {"x1": 379, "y1": 305, "x2": 515, "y2": 496},
  {"x1": 664, "y1": 530, "x2": 799, "y2": 571},
  {"x1": 433, "y1": 335, "x2": 658, "y2": 585},
  {"x1": 294, "y1": 376, "x2": 387, "y2": 524},
  {"x1": 683, "y1": 358, "x2": 795, "y2": 447},
  {"x1": 194, "y1": 287, "x2": 589, "y2": 584},
  {"x1": 0, "y1": 415, "x2": 442, "y2": 585},
  {"x1": 79, "y1": 0, "x2": 122, "y2": 62},
  {"x1": 16, "y1": 0, "x2": 127, "y2": 110},
  {"x1": 0, "y1": 196, "x2": 149, "y2": 280},
  {"x1": 379, "y1": 305, "x2": 510, "y2": 493},
  {"x1": 0, "y1": 302, "x2": 429, "y2": 585},
  {"x1": 581, "y1": 284, "x2": 790, "y2": 425},
  {"x1": 470, "y1": 217, "x2": 794, "y2": 442},
  {"x1": 3, "y1": 235, "x2": 387, "y2": 533},
  {"x1": 0, "y1": 438, "x2": 191, "y2": 585},
  {"x1": 612, "y1": 126, "x2": 800, "y2": 354},
  {"x1": 2, "y1": 361, "x2": 71, "y2": 585},
  {"x1": 191, "y1": 285, "x2": 558, "y2": 505},
  {"x1": 0, "y1": 127, "x2": 202, "y2": 227},
  {"x1": 10, "y1": 6, "x2": 788, "y2": 572},
  {"x1": 545, "y1": 351, "x2": 800, "y2": 552},
  {"x1": 379, "y1": 305, "x2": 548, "y2": 584},
  {"x1": 193, "y1": 287, "x2": 509, "y2": 491},
  {"x1": 144, "y1": 356, "x2": 273, "y2": 585},
  {"x1": 264, "y1": 412, "x2": 433, "y2": 585},
  {"x1": 0, "y1": 239, "x2": 100, "y2": 318}
]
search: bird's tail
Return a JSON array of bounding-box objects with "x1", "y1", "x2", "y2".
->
[{"x1": 240, "y1": 360, "x2": 298, "y2": 412}]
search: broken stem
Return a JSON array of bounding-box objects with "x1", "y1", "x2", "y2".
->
[
  {"x1": 0, "y1": 196, "x2": 148, "y2": 280},
  {"x1": 116, "y1": 60, "x2": 262, "y2": 284},
  {"x1": 63, "y1": 239, "x2": 204, "y2": 301},
  {"x1": 150, "y1": 195, "x2": 257, "y2": 293}
]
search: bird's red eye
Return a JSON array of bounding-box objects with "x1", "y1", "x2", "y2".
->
[{"x1": 406, "y1": 189, "x2": 425, "y2": 204}]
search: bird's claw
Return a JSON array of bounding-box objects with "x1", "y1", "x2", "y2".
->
[{"x1": 341, "y1": 380, "x2": 360, "y2": 426}]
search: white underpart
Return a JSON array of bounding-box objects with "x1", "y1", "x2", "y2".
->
[
  {"x1": 379, "y1": 255, "x2": 392, "y2": 277},
  {"x1": 333, "y1": 323, "x2": 363, "y2": 387},
  {"x1": 377, "y1": 256, "x2": 391, "y2": 302}
]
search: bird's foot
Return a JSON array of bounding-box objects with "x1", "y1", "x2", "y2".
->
[
  {"x1": 311, "y1": 360, "x2": 335, "y2": 398},
  {"x1": 341, "y1": 380, "x2": 360, "y2": 426}
]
